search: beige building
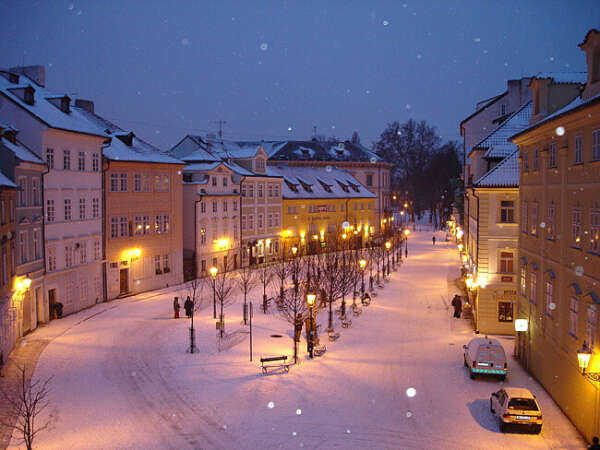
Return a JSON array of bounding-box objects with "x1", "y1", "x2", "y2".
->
[
  {"x1": 510, "y1": 29, "x2": 600, "y2": 443},
  {"x1": 77, "y1": 106, "x2": 185, "y2": 299}
]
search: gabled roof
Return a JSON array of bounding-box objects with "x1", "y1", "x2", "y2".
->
[
  {"x1": 268, "y1": 140, "x2": 385, "y2": 163},
  {"x1": 77, "y1": 109, "x2": 184, "y2": 165},
  {"x1": 0, "y1": 137, "x2": 44, "y2": 164},
  {"x1": 0, "y1": 171, "x2": 17, "y2": 188},
  {"x1": 473, "y1": 149, "x2": 519, "y2": 188},
  {"x1": 460, "y1": 91, "x2": 508, "y2": 127},
  {"x1": 470, "y1": 102, "x2": 532, "y2": 160},
  {"x1": 0, "y1": 71, "x2": 106, "y2": 138},
  {"x1": 532, "y1": 72, "x2": 587, "y2": 84},
  {"x1": 267, "y1": 164, "x2": 375, "y2": 199}
]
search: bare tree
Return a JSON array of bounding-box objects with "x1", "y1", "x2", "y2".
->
[
  {"x1": 236, "y1": 264, "x2": 259, "y2": 325},
  {"x1": 184, "y1": 278, "x2": 206, "y2": 354},
  {"x1": 318, "y1": 237, "x2": 345, "y2": 332},
  {"x1": 214, "y1": 253, "x2": 236, "y2": 341},
  {"x1": 0, "y1": 366, "x2": 52, "y2": 450},
  {"x1": 258, "y1": 264, "x2": 275, "y2": 314}
]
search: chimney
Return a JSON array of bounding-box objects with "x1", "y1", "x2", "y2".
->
[
  {"x1": 60, "y1": 95, "x2": 70, "y2": 113},
  {"x1": 75, "y1": 99, "x2": 94, "y2": 114},
  {"x1": 9, "y1": 65, "x2": 45, "y2": 87}
]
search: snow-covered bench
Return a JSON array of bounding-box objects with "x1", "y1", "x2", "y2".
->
[
  {"x1": 328, "y1": 331, "x2": 341, "y2": 342},
  {"x1": 314, "y1": 344, "x2": 327, "y2": 357},
  {"x1": 341, "y1": 318, "x2": 352, "y2": 328},
  {"x1": 260, "y1": 356, "x2": 290, "y2": 374}
]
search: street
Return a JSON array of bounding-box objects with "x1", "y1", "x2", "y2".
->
[{"x1": 8, "y1": 229, "x2": 586, "y2": 450}]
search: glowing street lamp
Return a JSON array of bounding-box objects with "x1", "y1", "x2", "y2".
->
[
  {"x1": 359, "y1": 259, "x2": 367, "y2": 295},
  {"x1": 404, "y1": 228, "x2": 410, "y2": 258},
  {"x1": 578, "y1": 342, "x2": 593, "y2": 372},
  {"x1": 210, "y1": 266, "x2": 218, "y2": 319},
  {"x1": 306, "y1": 293, "x2": 316, "y2": 358},
  {"x1": 291, "y1": 246, "x2": 298, "y2": 256},
  {"x1": 385, "y1": 241, "x2": 391, "y2": 276}
]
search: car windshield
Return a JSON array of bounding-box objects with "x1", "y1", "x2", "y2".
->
[
  {"x1": 478, "y1": 346, "x2": 504, "y2": 360},
  {"x1": 508, "y1": 398, "x2": 539, "y2": 411}
]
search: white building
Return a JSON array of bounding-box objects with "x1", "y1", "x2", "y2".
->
[{"x1": 0, "y1": 66, "x2": 106, "y2": 317}]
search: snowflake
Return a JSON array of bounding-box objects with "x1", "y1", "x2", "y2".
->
[{"x1": 260, "y1": 43, "x2": 268, "y2": 51}]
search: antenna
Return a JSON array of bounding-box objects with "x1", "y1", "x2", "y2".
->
[
  {"x1": 211, "y1": 120, "x2": 227, "y2": 139},
  {"x1": 313, "y1": 125, "x2": 317, "y2": 137}
]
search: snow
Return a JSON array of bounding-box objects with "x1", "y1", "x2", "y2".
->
[
  {"x1": 9, "y1": 230, "x2": 585, "y2": 449},
  {"x1": 534, "y1": 72, "x2": 587, "y2": 84},
  {"x1": 478, "y1": 102, "x2": 532, "y2": 159},
  {"x1": 0, "y1": 137, "x2": 43, "y2": 164},
  {"x1": 474, "y1": 149, "x2": 519, "y2": 187},
  {"x1": 0, "y1": 170, "x2": 16, "y2": 187}
]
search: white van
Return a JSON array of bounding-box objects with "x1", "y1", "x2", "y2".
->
[{"x1": 463, "y1": 337, "x2": 507, "y2": 380}]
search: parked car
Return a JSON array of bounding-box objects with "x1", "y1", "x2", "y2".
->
[
  {"x1": 490, "y1": 387, "x2": 542, "y2": 434},
  {"x1": 463, "y1": 336, "x2": 507, "y2": 380}
]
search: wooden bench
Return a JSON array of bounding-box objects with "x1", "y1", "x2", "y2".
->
[
  {"x1": 342, "y1": 318, "x2": 352, "y2": 328},
  {"x1": 260, "y1": 356, "x2": 290, "y2": 374},
  {"x1": 328, "y1": 331, "x2": 341, "y2": 342},
  {"x1": 314, "y1": 344, "x2": 327, "y2": 357}
]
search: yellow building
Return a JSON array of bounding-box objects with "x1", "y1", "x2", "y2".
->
[
  {"x1": 267, "y1": 164, "x2": 376, "y2": 252},
  {"x1": 509, "y1": 29, "x2": 600, "y2": 444}
]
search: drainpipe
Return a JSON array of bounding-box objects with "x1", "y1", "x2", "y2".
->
[
  {"x1": 101, "y1": 142, "x2": 111, "y2": 303},
  {"x1": 472, "y1": 188, "x2": 480, "y2": 333},
  {"x1": 239, "y1": 177, "x2": 244, "y2": 267},
  {"x1": 194, "y1": 195, "x2": 203, "y2": 279},
  {"x1": 40, "y1": 159, "x2": 50, "y2": 322}
]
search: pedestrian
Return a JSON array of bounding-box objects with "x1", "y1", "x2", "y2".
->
[
  {"x1": 184, "y1": 296, "x2": 193, "y2": 318},
  {"x1": 173, "y1": 296, "x2": 181, "y2": 319},
  {"x1": 451, "y1": 295, "x2": 462, "y2": 318},
  {"x1": 589, "y1": 437, "x2": 600, "y2": 450},
  {"x1": 432, "y1": 235, "x2": 436, "y2": 245}
]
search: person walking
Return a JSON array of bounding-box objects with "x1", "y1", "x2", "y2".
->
[
  {"x1": 589, "y1": 437, "x2": 600, "y2": 450},
  {"x1": 173, "y1": 297, "x2": 181, "y2": 319},
  {"x1": 432, "y1": 235, "x2": 436, "y2": 245},
  {"x1": 451, "y1": 295, "x2": 462, "y2": 318},
  {"x1": 184, "y1": 296, "x2": 194, "y2": 318}
]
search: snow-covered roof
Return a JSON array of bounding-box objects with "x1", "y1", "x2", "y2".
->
[
  {"x1": 0, "y1": 72, "x2": 106, "y2": 138},
  {"x1": 0, "y1": 137, "x2": 44, "y2": 164},
  {"x1": 533, "y1": 72, "x2": 587, "y2": 84},
  {"x1": 77, "y1": 109, "x2": 184, "y2": 165},
  {"x1": 267, "y1": 165, "x2": 375, "y2": 199},
  {"x1": 269, "y1": 140, "x2": 385, "y2": 163},
  {"x1": 471, "y1": 102, "x2": 532, "y2": 160},
  {"x1": 183, "y1": 162, "x2": 221, "y2": 172},
  {"x1": 0, "y1": 170, "x2": 16, "y2": 188},
  {"x1": 473, "y1": 149, "x2": 519, "y2": 188}
]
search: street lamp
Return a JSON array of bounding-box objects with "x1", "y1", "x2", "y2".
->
[
  {"x1": 385, "y1": 241, "x2": 391, "y2": 277},
  {"x1": 291, "y1": 245, "x2": 298, "y2": 256},
  {"x1": 306, "y1": 293, "x2": 316, "y2": 358},
  {"x1": 404, "y1": 229, "x2": 410, "y2": 258},
  {"x1": 210, "y1": 266, "x2": 218, "y2": 319},
  {"x1": 576, "y1": 341, "x2": 600, "y2": 381},
  {"x1": 359, "y1": 259, "x2": 367, "y2": 296}
]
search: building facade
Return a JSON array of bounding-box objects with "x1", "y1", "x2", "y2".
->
[
  {"x1": 510, "y1": 29, "x2": 600, "y2": 443},
  {"x1": 0, "y1": 66, "x2": 106, "y2": 318}
]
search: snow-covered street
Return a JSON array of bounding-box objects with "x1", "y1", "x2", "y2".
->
[{"x1": 8, "y1": 230, "x2": 586, "y2": 450}]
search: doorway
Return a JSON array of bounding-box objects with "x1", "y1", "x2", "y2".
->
[
  {"x1": 48, "y1": 288, "x2": 56, "y2": 320},
  {"x1": 22, "y1": 291, "x2": 31, "y2": 333},
  {"x1": 36, "y1": 287, "x2": 43, "y2": 324},
  {"x1": 119, "y1": 269, "x2": 129, "y2": 295}
]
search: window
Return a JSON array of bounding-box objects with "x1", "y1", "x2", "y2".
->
[
  {"x1": 500, "y1": 201, "x2": 514, "y2": 223},
  {"x1": 73, "y1": 198, "x2": 84, "y2": 222},
  {"x1": 273, "y1": 213, "x2": 280, "y2": 227},
  {"x1": 92, "y1": 153, "x2": 99, "y2": 172},
  {"x1": 120, "y1": 173, "x2": 128, "y2": 192},
  {"x1": 94, "y1": 240, "x2": 100, "y2": 260},
  {"x1": 258, "y1": 184, "x2": 263, "y2": 198},
  {"x1": 533, "y1": 148, "x2": 539, "y2": 171},
  {"x1": 520, "y1": 268, "x2": 526, "y2": 296},
  {"x1": 200, "y1": 229, "x2": 207, "y2": 245},
  {"x1": 201, "y1": 260, "x2": 206, "y2": 273},
  {"x1": 78, "y1": 151, "x2": 85, "y2": 171},
  {"x1": 498, "y1": 302, "x2": 513, "y2": 322},
  {"x1": 223, "y1": 200, "x2": 228, "y2": 212},
  {"x1": 366, "y1": 174, "x2": 373, "y2": 186},
  {"x1": 19, "y1": 232, "x2": 27, "y2": 264},
  {"x1": 154, "y1": 175, "x2": 169, "y2": 192},
  {"x1": 287, "y1": 206, "x2": 298, "y2": 214},
  {"x1": 570, "y1": 297, "x2": 579, "y2": 337},
  {"x1": 255, "y1": 158, "x2": 266, "y2": 171},
  {"x1": 267, "y1": 214, "x2": 272, "y2": 227},
  {"x1": 575, "y1": 135, "x2": 583, "y2": 163},
  {"x1": 120, "y1": 217, "x2": 128, "y2": 237},
  {"x1": 249, "y1": 184, "x2": 254, "y2": 198},
  {"x1": 546, "y1": 280, "x2": 554, "y2": 317},
  {"x1": 65, "y1": 245, "x2": 73, "y2": 268},
  {"x1": 47, "y1": 199, "x2": 55, "y2": 222},
  {"x1": 530, "y1": 271, "x2": 537, "y2": 304},
  {"x1": 17, "y1": 177, "x2": 27, "y2": 207},
  {"x1": 79, "y1": 241, "x2": 87, "y2": 264},
  {"x1": 155, "y1": 215, "x2": 169, "y2": 234},
  {"x1": 212, "y1": 176, "x2": 217, "y2": 187},
  {"x1": 110, "y1": 173, "x2": 119, "y2": 192},
  {"x1": 531, "y1": 202, "x2": 538, "y2": 236},
  {"x1": 63, "y1": 150, "x2": 71, "y2": 170},
  {"x1": 501, "y1": 103, "x2": 506, "y2": 116},
  {"x1": 47, "y1": 247, "x2": 56, "y2": 272},
  {"x1": 273, "y1": 185, "x2": 280, "y2": 197},
  {"x1": 521, "y1": 203, "x2": 527, "y2": 234},
  {"x1": 573, "y1": 208, "x2": 582, "y2": 248},
  {"x1": 33, "y1": 229, "x2": 40, "y2": 260},
  {"x1": 549, "y1": 143, "x2": 556, "y2": 168},
  {"x1": 591, "y1": 210, "x2": 600, "y2": 252},
  {"x1": 523, "y1": 151, "x2": 529, "y2": 172},
  {"x1": 200, "y1": 202, "x2": 206, "y2": 214},
  {"x1": 31, "y1": 178, "x2": 40, "y2": 206},
  {"x1": 46, "y1": 148, "x2": 54, "y2": 169},
  {"x1": 241, "y1": 185, "x2": 247, "y2": 197},
  {"x1": 92, "y1": 198, "x2": 99, "y2": 218},
  {"x1": 500, "y1": 252, "x2": 514, "y2": 273},
  {"x1": 233, "y1": 222, "x2": 238, "y2": 240},
  {"x1": 163, "y1": 254, "x2": 170, "y2": 273},
  {"x1": 258, "y1": 214, "x2": 263, "y2": 228},
  {"x1": 233, "y1": 200, "x2": 238, "y2": 211},
  {"x1": 134, "y1": 216, "x2": 144, "y2": 235},
  {"x1": 110, "y1": 217, "x2": 119, "y2": 238},
  {"x1": 64, "y1": 199, "x2": 72, "y2": 221},
  {"x1": 547, "y1": 204, "x2": 555, "y2": 239},
  {"x1": 223, "y1": 176, "x2": 228, "y2": 187},
  {"x1": 212, "y1": 201, "x2": 217, "y2": 213},
  {"x1": 241, "y1": 215, "x2": 247, "y2": 230},
  {"x1": 587, "y1": 306, "x2": 597, "y2": 350},
  {"x1": 134, "y1": 174, "x2": 142, "y2": 192},
  {"x1": 593, "y1": 130, "x2": 600, "y2": 161},
  {"x1": 155, "y1": 255, "x2": 162, "y2": 274},
  {"x1": 267, "y1": 184, "x2": 273, "y2": 197}
]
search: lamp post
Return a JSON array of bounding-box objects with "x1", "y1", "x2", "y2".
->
[
  {"x1": 577, "y1": 341, "x2": 600, "y2": 381},
  {"x1": 359, "y1": 258, "x2": 367, "y2": 296},
  {"x1": 306, "y1": 293, "x2": 316, "y2": 358},
  {"x1": 404, "y1": 228, "x2": 410, "y2": 258},
  {"x1": 385, "y1": 241, "x2": 391, "y2": 277},
  {"x1": 210, "y1": 266, "x2": 218, "y2": 319}
]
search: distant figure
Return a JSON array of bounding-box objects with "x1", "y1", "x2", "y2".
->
[
  {"x1": 405, "y1": 246, "x2": 408, "y2": 258},
  {"x1": 589, "y1": 436, "x2": 600, "y2": 450},
  {"x1": 184, "y1": 296, "x2": 194, "y2": 318},
  {"x1": 173, "y1": 297, "x2": 181, "y2": 319},
  {"x1": 451, "y1": 295, "x2": 462, "y2": 318},
  {"x1": 432, "y1": 235, "x2": 436, "y2": 245}
]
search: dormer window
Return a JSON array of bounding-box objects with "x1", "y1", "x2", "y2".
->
[
  {"x1": 116, "y1": 132, "x2": 135, "y2": 147},
  {"x1": 534, "y1": 88, "x2": 540, "y2": 115},
  {"x1": 336, "y1": 150, "x2": 344, "y2": 157},
  {"x1": 501, "y1": 103, "x2": 506, "y2": 116},
  {"x1": 60, "y1": 96, "x2": 70, "y2": 113},
  {"x1": 255, "y1": 157, "x2": 266, "y2": 172},
  {"x1": 301, "y1": 149, "x2": 310, "y2": 157},
  {"x1": 336, "y1": 180, "x2": 349, "y2": 193}
]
